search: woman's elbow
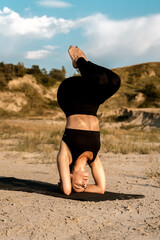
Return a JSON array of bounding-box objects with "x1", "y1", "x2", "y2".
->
[
  {"x1": 98, "y1": 185, "x2": 106, "y2": 194},
  {"x1": 63, "y1": 187, "x2": 72, "y2": 195},
  {"x1": 99, "y1": 188, "x2": 106, "y2": 194}
]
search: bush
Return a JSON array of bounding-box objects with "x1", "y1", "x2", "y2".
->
[
  {"x1": 15, "y1": 62, "x2": 26, "y2": 77},
  {"x1": 142, "y1": 83, "x2": 159, "y2": 100},
  {"x1": 0, "y1": 62, "x2": 26, "y2": 86},
  {"x1": 139, "y1": 83, "x2": 160, "y2": 107},
  {"x1": 0, "y1": 62, "x2": 66, "y2": 89},
  {"x1": 0, "y1": 73, "x2": 7, "y2": 90},
  {"x1": 49, "y1": 66, "x2": 66, "y2": 82},
  {"x1": 27, "y1": 65, "x2": 56, "y2": 87},
  {"x1": 20, "y1": 83, "x2": 47, "y2": 115}
]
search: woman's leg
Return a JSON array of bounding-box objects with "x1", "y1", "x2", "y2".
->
[
  {"x1": 77, "y1": 57, "x2": 121, "y2": 101},
  {"x1": 68, "y1": 45, "x2": 121, "y2": 103}
]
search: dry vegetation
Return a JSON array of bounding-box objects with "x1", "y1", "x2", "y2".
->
[
  {"x1": 0, "y1": 61, "x2": 160, "y2": 183},
  {"x1": 100, "y1": 127, "x2": 160, "y2": 154},
  {"x1": 0, "y1": 61, "x2": 160, "y2": 240},
  {"x1": 1, "y1": 117, "x2": 160, "y2": 184},
  {"x1": 0, "y1": 62, "x2": 160, "y2": 117},
  {"x1": 0, "y1": 118, "x2": 160, "y2": 156},
  {"x1": 0, "y1": 119, "x2": 65, "y2": 164},
  {"x1": 101, "y1": 62, "x2": 160, "y2": 110}
]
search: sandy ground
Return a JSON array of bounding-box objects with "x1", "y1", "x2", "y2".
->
[{"x1": 0, "y1": 150, "x2": 159, "y2": 240}]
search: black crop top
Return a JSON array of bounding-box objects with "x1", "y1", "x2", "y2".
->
[{"x1": 57, "y1": 58, "x2": 120, "y2": 117}]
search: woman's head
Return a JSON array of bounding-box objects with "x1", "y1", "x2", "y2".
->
[{"x1": 71, "y1": 170, "x2": 89, "y2": 192}]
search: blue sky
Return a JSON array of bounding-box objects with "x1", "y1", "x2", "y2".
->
[{"x1": 0, "y1": 0, "x2": 160, "y2": 76}]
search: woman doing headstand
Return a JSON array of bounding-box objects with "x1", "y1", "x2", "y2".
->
[{"x1": 57, "y1": 45, "x2": 121, "y2": 195}]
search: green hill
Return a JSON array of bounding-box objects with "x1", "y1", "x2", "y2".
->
[
  {"x1": 0, "y1": 61, "x2": 160, "y2": 117},
  {"x1": 100, "y1": 62, "x2": 160, "y2": 111}
]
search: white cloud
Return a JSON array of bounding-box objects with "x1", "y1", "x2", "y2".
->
[
  {"x1": 44, "y1": 45, "x2": 59, "y2": 50},
  {"x1": 0, "y1": 7, "x2": 75, "y2": 38},
  {"x1": 0, "y1": 7, "x2": 160, "y2": 66},
  {"x1": 81, "y1": 13, "x2": 160, "y2": 63},
  {"x1": 25, "y1": 49, "x2": 51, "y2": 59},
  {"x1": 24, "y1": 45, "x2": 58, "y2": 59},
  {"x1": 37, "y1": 0, "x2": 72, "y2": 8},
  {"x1": 3, "y1": 7, "x2": 12, "y2": 14}
]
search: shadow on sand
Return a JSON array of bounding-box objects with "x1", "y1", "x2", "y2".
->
[{"x1": 0, "y1": 177, "x2": 144, "y2": 202}]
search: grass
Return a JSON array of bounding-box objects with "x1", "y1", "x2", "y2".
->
[
  {"x1": 0, "y1": 108, "x2": 19, "y2": 118},
  {"x1": 108, "y1": 62, "x2": 160, "y2": 109},
  {"x1": 147, "y1": 170, "x2": 160, "y2": 183},
  {"x1": 0, "y1": 120, "x2": 65, "y2": 163},
  {"x1": 146, "y1": 168, "x2": 160, "y2": 185},
  {"x1": 100, "y1": 127, "x2": 160, "y2": 154},
  {"x1": 0, "y1": 119, "x2": 160, "y2": 161},
  {"x1": 15, "y1": 129, "x2": 63, "y2": 153}
]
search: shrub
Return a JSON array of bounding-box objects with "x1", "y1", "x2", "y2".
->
[
  {"x1": 20, "y1": 83, "x2": 47, "y2": 115},
  {"x1": 139, "y1": 83, "x2": 160, "y2": 107},
  {"x1": 15, "y1": 62, "x2": 26, "y2": 77},
  {"x1": 27, "y1": 65, "x2": 56, "y2": 87},
  {"x1": 0, "y1": 73, "x2": 7, "y2": 90},
  {"x1": 49, "y1": 66, "x2": 66, "y2": 82}
]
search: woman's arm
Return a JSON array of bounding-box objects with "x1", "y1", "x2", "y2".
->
[
  {"x1": 84, "y1": 155, "x2": 106, "y2": 194},
  {"x1": 57, "y1": 140, "x2": 72, "y2": 195}
]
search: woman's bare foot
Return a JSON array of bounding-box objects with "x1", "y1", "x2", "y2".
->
[{"x1": 68, "y1": 45, "x2": 88, "y2": 68}]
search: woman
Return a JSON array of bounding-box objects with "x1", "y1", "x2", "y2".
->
[{"x1": 57, "y1": 45, "x2": 121, "y2": 195}]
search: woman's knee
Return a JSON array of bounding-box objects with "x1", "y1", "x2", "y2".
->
[
  {"x1": 97, "y1": 72, "x2": 109, "y2": 86},
  {"x1": 113, "y1": 75, "x2": 121, "y2": 90}
]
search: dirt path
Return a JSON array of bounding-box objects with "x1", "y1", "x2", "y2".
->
[{"x1": 0, "y1": 151, "x2": 160, "y2": 240}]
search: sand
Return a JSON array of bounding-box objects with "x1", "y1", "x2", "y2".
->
[{"x1": 0, "y1": 150, "x2": 159, "y2": 240}]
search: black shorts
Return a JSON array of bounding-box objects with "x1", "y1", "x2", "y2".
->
[{"x1": 62, "y1": 128, "x2": 100, "y2": 171}]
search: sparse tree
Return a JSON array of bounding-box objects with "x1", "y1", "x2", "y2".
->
[
  {"x1": 15, "y1": 62, "x2": 26, "y2": 77},
  {"x1": 49, "y1": 66, "x2": 66, "y2": 81}
]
